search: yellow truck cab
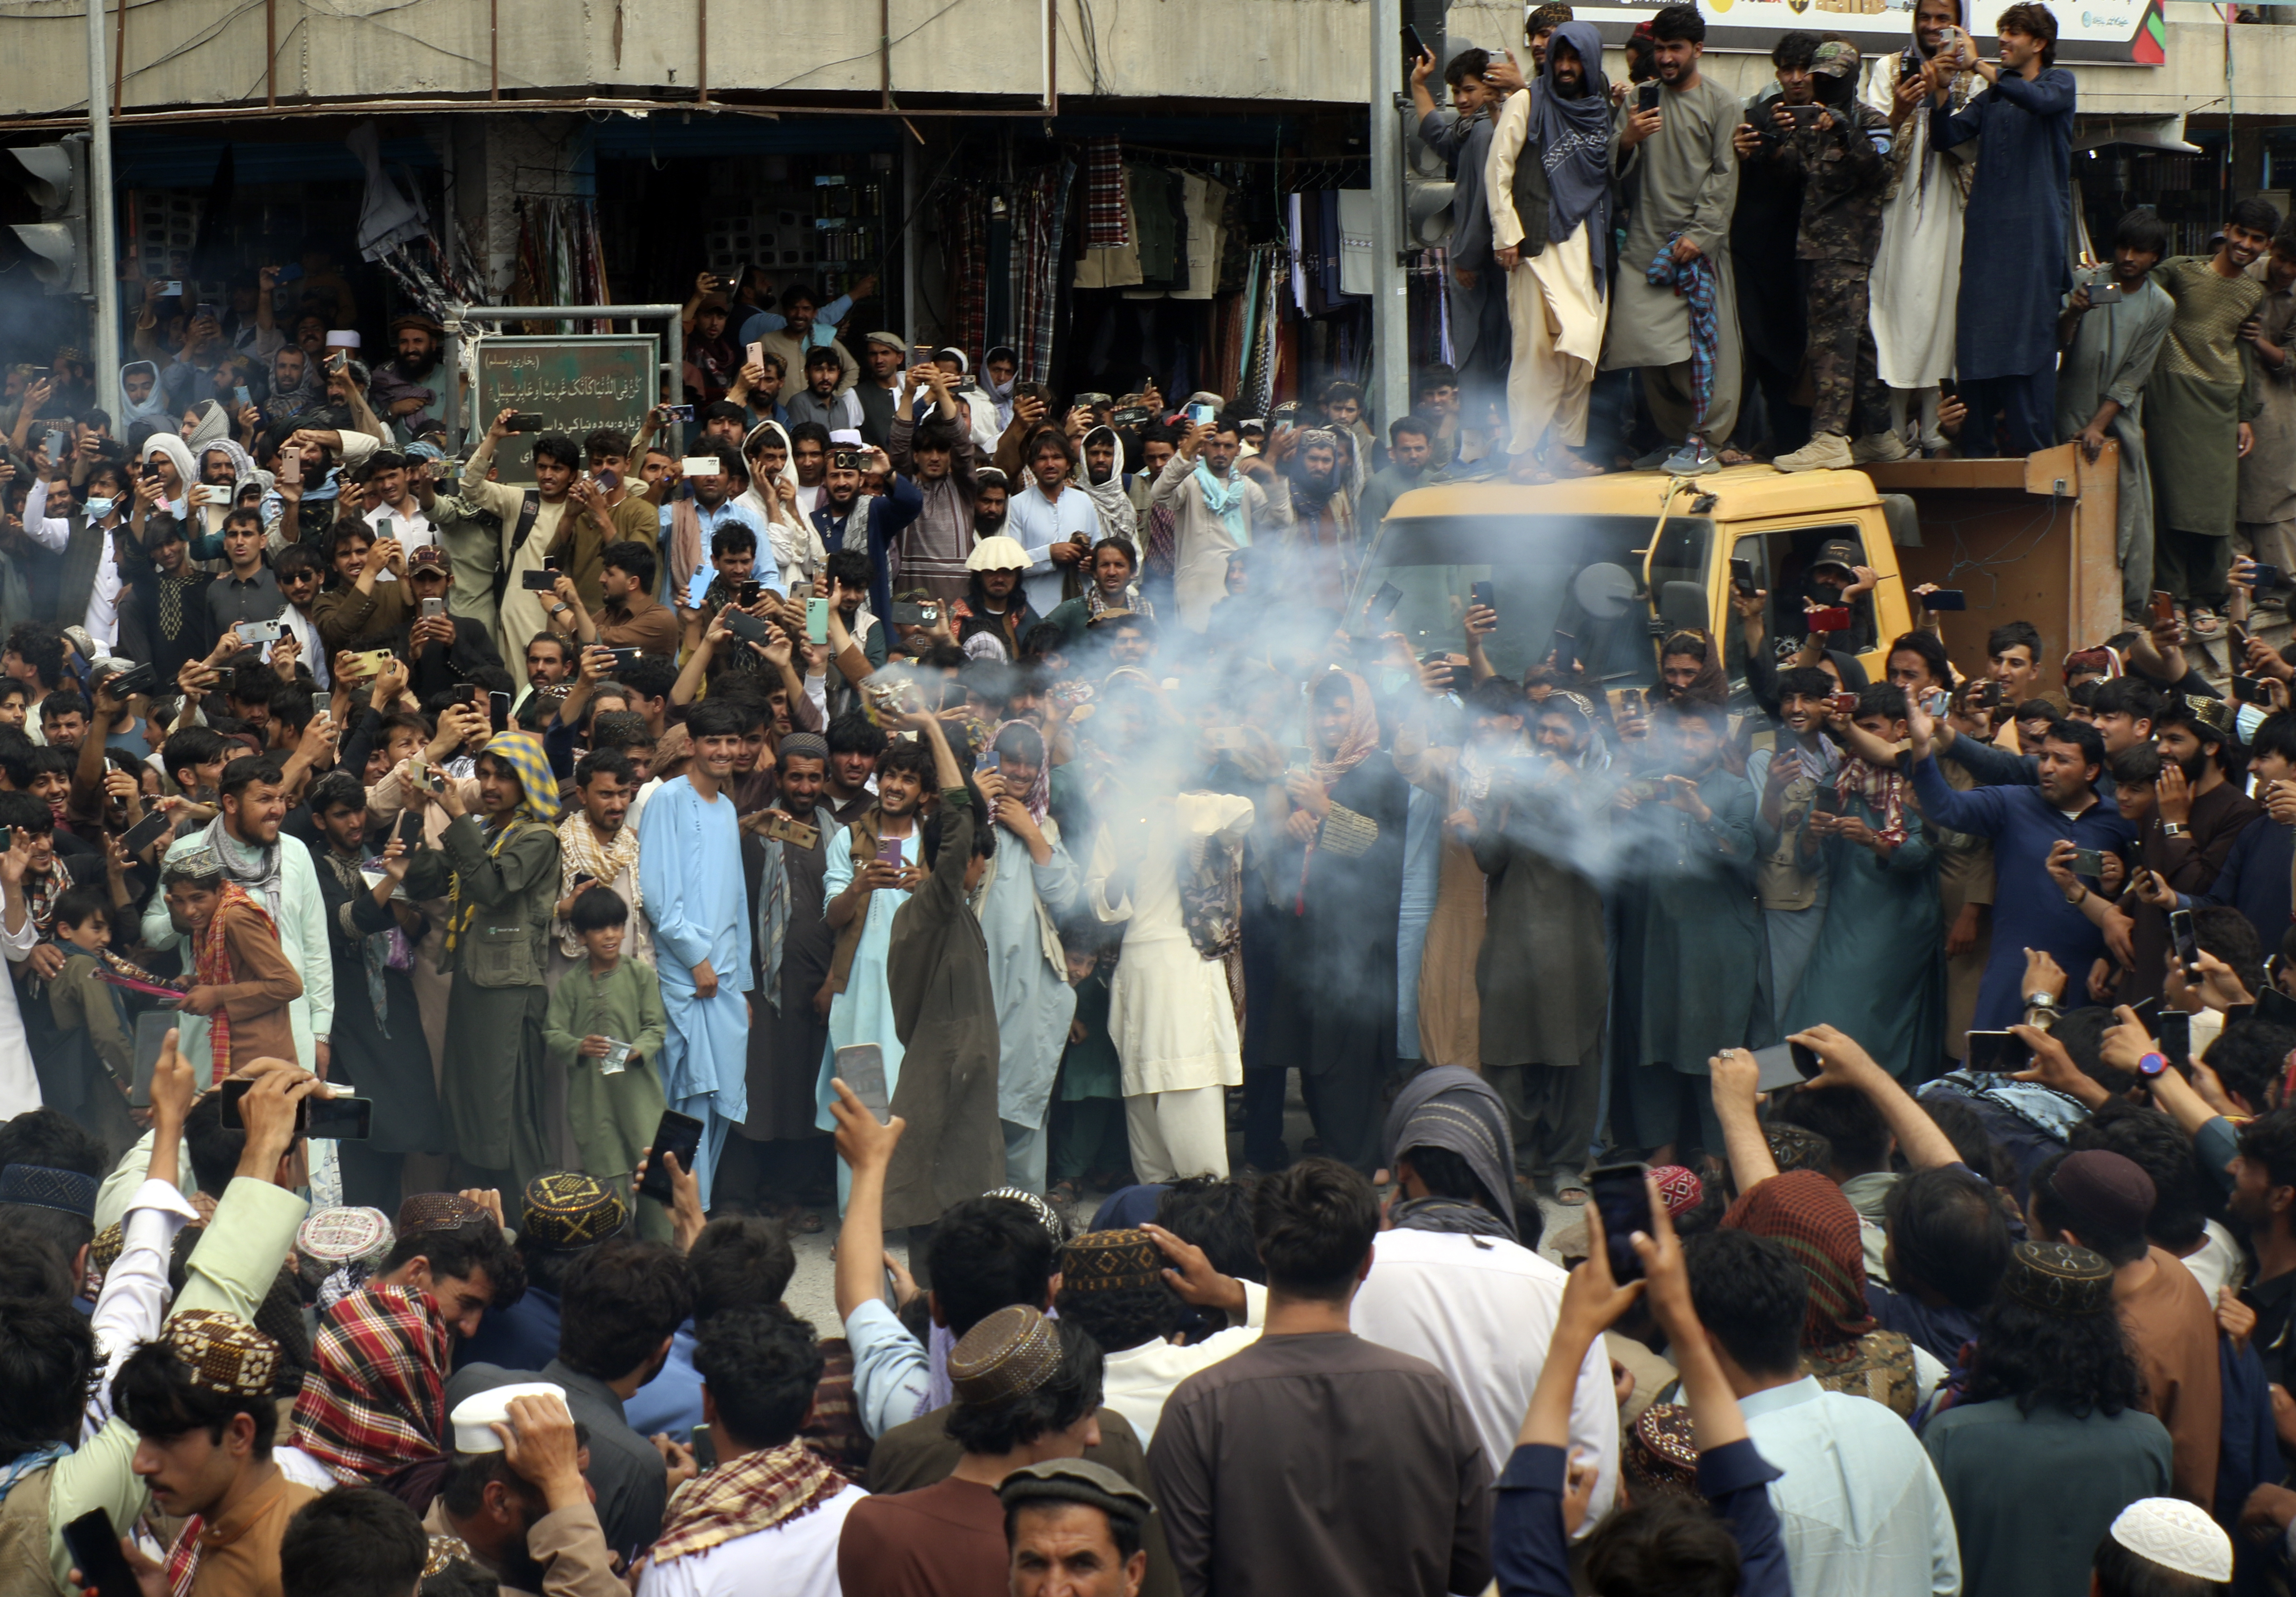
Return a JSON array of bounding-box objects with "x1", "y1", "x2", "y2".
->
[{"x1": 1361, "y1": 445, "x2": 2120, "y2": 704}]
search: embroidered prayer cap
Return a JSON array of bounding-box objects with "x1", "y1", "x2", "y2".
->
[
  {"x1": 90, "y1": 1221, "x2": 125, "y2": 1275},
  {"x1": 1622, "y1": 1403, "x2": 1702, "y2": 1500},
  {"x1": 0, "y1": 1163, "x2": 98, "y2": 1218},
  {"x1": 997, "y1": 1458, "x2": 1157, "y2": 1529},
  {"x1": 164, "y1": 1310, "x2": 282, "y2": 1398},
  {"x1": 2045, "y1": 1149, "x2": 2157, "y2": 1243},
  {"x1": 779, "y1": 732, "x2": 829, "y2": 763},
  {"x1": 1811, "y1": 39, "x2": 1861, "y2": 77},
  {"x1": 2000, "y1": 1240, "x2": 2116, "y2": 1316},
  {"x1": 2110, "y1": 1498, "x2": 2233, "y2": 1584},
  {"x1": 298, "y1": 1206, "x2": 395, "y2": 1267},
  {"x1": 967, "y1": 535, "x2": 1034, "y2": 572},
  {"x1": 1060, "y1": 1230, "x2": 1165, "y2": 1294},
  {"x1": 1650, "y1": 1165, "x2": 1705, "y2": 1220},
  {"x1": 949, "y1": 1305, "x2": 1063, "y2": 1408},
  {"x1": 162, "y1": 845, "x2": 225, "y2": 884},
  {"x1": 519, "y1": 1173, "x2": 627, "y2": 1251},
  {"x1": 422, "y1": 1535, "x2": 481, "y2": 1580},
  {"x1": 983, "y1": 1186, "x2": 1074, "y2": 1244},
  {"x1": 396, "y1": 1192, "x2": 488, "y2": 1239},
  {"x1": 2182, "y1": 694, "x2": 2238, "y2": 739},
  {"x1": 325, "y1": 330, "x2": 363, "y2": 349},
  {"x1": 1763, "y1": 1122, "x2": 1833, "y2": 1175},
  {"x1": 450, "y1": 1382, "x2": 572, "y2": 1453}
]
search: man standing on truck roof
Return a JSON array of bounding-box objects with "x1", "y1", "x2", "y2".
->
[
  {"x1": 2056, "y1": 210, "x2": 2172, "y2": 628},
  {"x1": 1927, "y1": 3, "x2": 2075, "y2": 459},
  {"x1": 1751, "y1": 41, "x2": 1904, "y2": 475},
  {"x1": 2146, "y1": 196, "x2": 2278, "y2": 641},
  {"x1": 2234, "y1": 221, "x2": 2296, "y2": 615},
  {"x1": 1602, "y1": 4, "x2": 1744, "y2": 476}
]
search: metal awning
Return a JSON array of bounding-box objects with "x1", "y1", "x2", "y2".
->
[{"x1": 2073, "y1": 113, "x2": 2202, "y2": 153}]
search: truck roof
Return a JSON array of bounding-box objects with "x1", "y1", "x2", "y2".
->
[{"x1": 1386, "y1": 465, "x2": 1886, "y2": 523}]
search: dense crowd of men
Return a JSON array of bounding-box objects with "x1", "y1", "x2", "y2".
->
[{"x1": 6, "y1": 9, "x2": 2296, "y2": 1595}]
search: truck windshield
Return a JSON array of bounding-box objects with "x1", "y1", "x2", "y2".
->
[{"x1": 1358, "y1": 513, "x2": 1715, "y2": 687}]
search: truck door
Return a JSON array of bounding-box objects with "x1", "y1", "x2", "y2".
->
[{"x1": 1724, "y1": 520, "x2": 1895, "y2": 693}]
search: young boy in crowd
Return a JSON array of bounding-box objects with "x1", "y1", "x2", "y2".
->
[
  {"x1": 162, "y1": 846, "x2": 303, "y2": 1073},
  {"x1": 542, "y1": 885, "x2": 671, "y2": 1238},
  {"x1": 44, "y1": 885, "x2": 141, "y2": 1148}
]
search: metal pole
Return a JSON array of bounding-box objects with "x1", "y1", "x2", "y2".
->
[
  {"x1": 86, "y1": 0, "x2": 119, "y2": 420},
  {"x1": 1369, "y1": 0, "x2": 1407, "y2": 441}
]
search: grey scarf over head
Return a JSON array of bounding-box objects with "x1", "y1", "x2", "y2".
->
[
  {"x1": 1532, "y1": 20, "x2": 1616, "y2": 285},
  {"x1": 202, "y1": 812, "x2": 284, "y2": 921},
  {"x1": 1382, "y1": 1065, "x2": 1516, "y2": 1235}
]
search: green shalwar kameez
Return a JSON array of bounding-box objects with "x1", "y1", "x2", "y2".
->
[
  {"x1": 2147, "y1": 256, "x2": 2264, "y2": 605},
  {"x1": 402, "y1": 812, "x2": 562, "y2": 1187},
  {"x1": 544, "y1": 955, "x2": 671, "y2": 1240}
]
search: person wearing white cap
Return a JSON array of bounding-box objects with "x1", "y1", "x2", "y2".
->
[
  {"x1": 953, "y1": 535, "x2": 1043, "y2": 661},
  {"x1": 427, "y1": 1385, "x2": 623, "y2": 1597},
  {"x1": 2100, "y1": 1497, "x2": 2231, "y2": 1593},
  {"x1": 930, "y1": 346, "x2": 1006, "y2": 457}
]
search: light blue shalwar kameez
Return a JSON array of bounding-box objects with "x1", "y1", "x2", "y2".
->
[
  {"x1": 638, "y1": 777, "x2": 754, "y2": 1205},
  {"x1": 974, "y1": 817, "x2": 1083, "y2": 1194}
]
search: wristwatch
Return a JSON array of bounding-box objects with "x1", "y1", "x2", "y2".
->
[
  {"x1": 2024, "y1": 991, "x2": 2060, "y2": 1014},
  {"x1": 2162, "y1": 822, "x2": 2189, "y2": 837},
  {"x1": 2137, "y1": 1051, "x2": 2169, "y2": 1078}
]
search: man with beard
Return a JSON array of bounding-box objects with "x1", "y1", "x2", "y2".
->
[
  {"x1": 786, "y1": 344, "x2": 866, "y2": 435},
  {"x1": 810, "y1": 441, "x2": 921, "y2": 623},
  {"x1": 1487, "y1": 20, "x2": 1615, "y2": 478},
  {"x1": 1470, "y1": 690, "x2": 1609, "y2": 1192},
  {"x1": 2146, "y1": 197, "x2": 2278, "y2": 635},
  {"x1": 2102, "y1": 696, "x2": 2259, "y2": 1009},
  {"x1": 975, "y1": 467, "x2": 1013, "y2": 537},
  {"x1": 1356, "y1": 416, "x2": 1444, "y2": 530},
  {"x1": 1075, "y1": 424, "x2": 1138, "y2": 545},
  {"x1": 370, "y1": 312, "x2": 447, "y2": 437},
  {"x1": 458, "y1": 415, "x2": 585, "y2": 685},
  {"x1": 1042, "y1": 537, "x2": 1147, "y2": 651},
  {"x1": 1906, "y1": 692, "x2": 2137, "y2": 1031},
  {"x1": 1864, "y1": 0, "x2": 1977, "y2": 456},
  {"x1": 1929, "y1": 3, "x2": 2076, "y2": 459},
  {"x1": 890, "y1": 368, "x2": 980, "y2": 606},
  {"x1": 427, "y1": 1388, "x2": 621, "y2": 1597},
  {"x1": 1602, "y1": 4, "x2": 1745, "y2": 474},
  {"x1": 306, "y1": 770, "x2": 443, "y2": 1210},
  {"x1": 2057, "y1": 210, "x2": 2174, "y2": 623},
  {"x1": 723, "y1": 733, "x2": 838, "y2": 1220},
  {"x1": 1280, "y1": 429, "x2": 1355, "y2": 608},
  {"x1": 1150, "y1": 414, "x2": 1293, "y2": 632},
  {"x1": 1746, "y1": 666, "x2": 1838, "y2": 1028},
  {"x1": 400, "y1": 731, "x2": 565, "y2": 1188},
  {"x1": 640, "y1": 698, "x2": 756, "y2": 1205},
  {"x1": 141, "y1": 756, "x2": 335, "y2": 1076},
  {"x1": 1611, "y1": 699, "x2": 1762, "y2": 1164},
  {"x1": 856, "y1": 329, "x2": 907, "y2": 447},
  {"x1": 1759, "y1": 41, "x2": 1901, "y2": 475}
]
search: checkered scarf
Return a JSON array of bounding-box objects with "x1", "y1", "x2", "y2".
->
[
  {"x1": 289, "y1": 1285, "x2": 451, "y2": 1482},
  {"x1": 651, "y1": 1441, "x2": 846, "y2": 1565},
  {"x1": 1646, "y1": 237, "x2": 1719, "y2": 434},
  {"x1": 1723, "y1": 1170, "x2": 1876, "y2": 1348}
]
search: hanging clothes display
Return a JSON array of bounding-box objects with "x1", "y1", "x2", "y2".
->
[
  {"x1": 511, "y1": 199, "x2": 612, "y2": 333},
  {"x1": 1009, "y1": 160, "x2": 1075, "y2": 382}
]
